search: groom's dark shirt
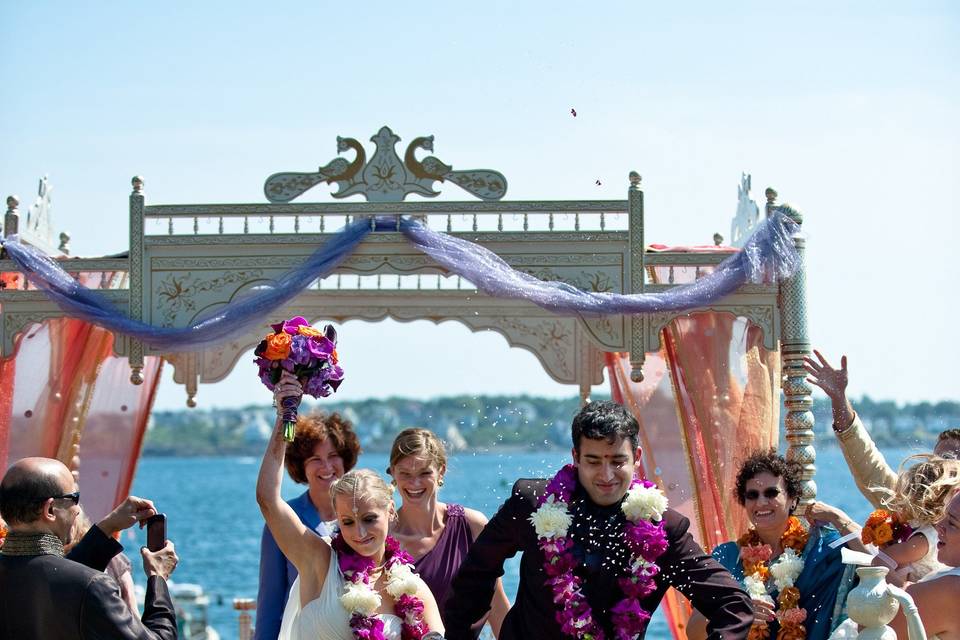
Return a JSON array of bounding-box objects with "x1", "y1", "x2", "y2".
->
[{"x1": 445, "y1": 479, "x2": 753, "y2": 640}]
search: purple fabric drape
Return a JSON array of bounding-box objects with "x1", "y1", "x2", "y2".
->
[{"x1": 0, "y1": 212, "x2": 799, "y2": 351}]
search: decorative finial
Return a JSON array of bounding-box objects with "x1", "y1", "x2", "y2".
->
[
  {"x1": 628, "y1": 171, "x2": 642, "y2": 187},
  {"x1": 186, "y1": 394, "x2": 197, "y2": 408},
  {"x1": 131, "y1": 176, "x2": 144, "y2": 193},
  {"x1": 58, "y1": 231, "x2": 71, "y2": 255},
  {"x1": 130, "y1": 366, "x2": 145, "y2": 385},
  {"x1": 713, "y1": 232, "x2": 723, "y2": 246},
  {"x1": 6, "y1": 195, "x2": 19, "y2": 211},
  {"x1": 630, "y1": 368, "x2": 644, "y2": 382},
  {"x1": 765, "y1": 187, "x2": 778, "y2": 204},
  {"x1": 263, "y1": 126, "x2": 507, "y2": 202}
]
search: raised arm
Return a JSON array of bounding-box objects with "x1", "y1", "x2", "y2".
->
[
  {"x1": 805, "y1": 350, "x2": 896, "y2": 506},
  {"x1": 255, "y1": 373, "x2": 329, "y2": 579}
]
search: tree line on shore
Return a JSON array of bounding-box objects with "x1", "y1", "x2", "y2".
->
[{"x1": 142, "y1": 394, "x2": 959, "y2": 456}]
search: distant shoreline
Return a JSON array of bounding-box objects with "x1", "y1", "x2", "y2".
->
[{"x1": 143, "y1": 394, "x2": 957, "y2": 458}]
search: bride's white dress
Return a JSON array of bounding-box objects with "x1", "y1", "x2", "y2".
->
[{"x1": 278, "y1": 548, "x2": 403, "y2": 640}]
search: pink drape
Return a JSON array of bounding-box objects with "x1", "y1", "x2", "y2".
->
[
  {"x1": 0, "y1": 314, "x2": 163, "y2": 521},
  {"x1": 605, "y1": 252, "x2": 782, "y2": 640}
]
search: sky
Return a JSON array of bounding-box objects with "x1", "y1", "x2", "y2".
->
[{"x1": 1, "y1": 2, "x2": 957, "y2": 411}]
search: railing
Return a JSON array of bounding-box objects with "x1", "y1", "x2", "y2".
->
[{"x1": 140, "y1": 201, "x2": 631, "y2": 237}]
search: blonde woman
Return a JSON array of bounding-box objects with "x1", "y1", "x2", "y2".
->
[
  {"x1": 388, "y1": 428, "x2": 509, "y2": 637},
  {"x1": 873, "y1": 454, "x2": 960, "y2": 584},
  {"x1": 257, "y1": 375, "x2": 444, "y2": 640}
]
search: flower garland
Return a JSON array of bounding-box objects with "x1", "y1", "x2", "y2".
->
[
  {"x1": 860, "y1": 509, "x2": 913, "y2": 547},
  {"x1": 529, "y1": 464, "x2": 669, "y2": 640},
  {"x1": 737, "y1": 516, "x2": 810, "y2": 640},
  {"x1": 332, "y1": 533, "x2": 428, "y2": 640}
]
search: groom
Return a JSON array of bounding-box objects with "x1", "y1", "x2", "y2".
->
[{"x1": 444, "y1": 401, "x2": 753, "y2": 639}]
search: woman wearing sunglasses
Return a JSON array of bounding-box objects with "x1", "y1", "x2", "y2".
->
[{"x1": 687, "y1": 449, "x2": 857, "y2": 640}]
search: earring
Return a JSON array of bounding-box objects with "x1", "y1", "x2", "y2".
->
[{"x1": 438, "y1": 477, "x2": 445, "y2": 487}]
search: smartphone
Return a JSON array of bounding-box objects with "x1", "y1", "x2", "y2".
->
[{"x1": 146, "y1": 513, "x2": 166, "y2": 552}]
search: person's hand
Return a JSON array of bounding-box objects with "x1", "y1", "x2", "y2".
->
[
  {"x1": 806, "y1": 501, "x2": 841, "y2": 526},
  {"x1": 141, "y1": 540, "x2": 178, "y2": 580},
  {"x1": 803, "y1": 350, "x2": 848, "y2": 400},
  {"x1": 807, "y1": 500, "x2": 860, "y2": 537},
  {"x1": 97, "y1": 496, "x2": 157, "y2": 537},
  {"x1": 752, "y1": 598, "x2": 776, "y2": 623},
  {"x1": 804, "y1": 350, "x2": 856, "y2": 432},
  {"x1": 273, "y1": 370, "x2": 303, "y2": 416}
]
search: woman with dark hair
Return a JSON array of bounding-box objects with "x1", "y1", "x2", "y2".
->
[
  {"x1": 255, "y1": 412, "x2": 362, "y2": 640},
  {"x1": 687, "y1": 449, "x2": 856, "y2": 640}
]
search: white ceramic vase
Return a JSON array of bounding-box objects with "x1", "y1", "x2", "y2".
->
[{"x1": 845, "y1": 566, "x2": 927, "y2": 640}]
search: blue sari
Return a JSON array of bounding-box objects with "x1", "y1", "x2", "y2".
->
[{"x1": 713, "y1": 525, "x2": 855, "y2": 640}]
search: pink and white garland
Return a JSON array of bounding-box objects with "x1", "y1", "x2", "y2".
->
[
  {"x1": 332, "y1": 533, "x2": 428, "y2": 640},
  {"x1": 529, "y1": 464, "x2": 669, "y2": 640}
]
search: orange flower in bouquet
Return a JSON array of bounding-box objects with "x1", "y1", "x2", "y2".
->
[
  {"x1": 262, "y1": 332, "x2": 293, "y2": 360},
  {"x1": 861, "y1": 509, "x2": 913, "y2": 547}
]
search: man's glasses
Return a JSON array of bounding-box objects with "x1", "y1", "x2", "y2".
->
[
  {"x1": 49, "y1": 491, "x2": 80, "y2": 505},
  {"x1": 744, "y1": 487, "x2": 781, "y2": 501}
]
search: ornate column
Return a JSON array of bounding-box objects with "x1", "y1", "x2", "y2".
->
[
  {"x1": 128, "y1": 176, "x2": 145, "y2": 384},
  {"x1": 771, "y1": 187, "x2": 817, "y2": 511},
  {"x1": 628, "y1": 171, "x2": 646, "y2": 382}
]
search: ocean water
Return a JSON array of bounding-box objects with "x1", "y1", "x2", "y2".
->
[{"x1": 126, "y1": 446, "x2": 916, "y2": 639}]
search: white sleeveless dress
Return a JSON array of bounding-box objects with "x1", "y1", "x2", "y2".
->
[{"x1": 278, "y1": 548, "x2": 403, "y2": 640}]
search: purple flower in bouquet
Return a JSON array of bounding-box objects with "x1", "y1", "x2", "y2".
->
[{"x1": 254, "y1": 316, "x2": 344, "y2": 441}]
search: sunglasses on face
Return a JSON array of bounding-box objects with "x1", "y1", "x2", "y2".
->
[
  {"x1": 744, "y1": 487, "x2": 781, "y2": 501},
  {"x1": 49, "y1": 491, "x2": 80, "y2": 505}
]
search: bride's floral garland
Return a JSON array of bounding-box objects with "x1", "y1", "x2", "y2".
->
[
  {"x1": 529, "y1": 464, "x2": 669, "y2": 640},
  {"x1": 737, "y1": 516, "x2": 810, "y2": 640},
  {"x1": 332, "y1": 533, "x2": 427, "y2": 640}
]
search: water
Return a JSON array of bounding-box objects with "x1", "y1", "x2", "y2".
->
[{"x1": 126, "y1": 446, "x2": 915, "y2": 639}]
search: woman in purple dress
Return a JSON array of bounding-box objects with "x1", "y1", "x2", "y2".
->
[{"x1": 388, "y1": 428, "x2": 509, "y2": 638}]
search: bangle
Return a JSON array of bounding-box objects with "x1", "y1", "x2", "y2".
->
[{"x1": 832, "y1": 414, "x2": 855, "y2": 435}]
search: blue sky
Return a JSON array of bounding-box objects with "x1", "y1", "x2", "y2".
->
[{"x1": 2, "y1": 2, "x2": 957, "y2": 410}]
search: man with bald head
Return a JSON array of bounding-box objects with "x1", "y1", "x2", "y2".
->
[{"x1": 0, "y1": 457, "x2": 179, "y2": 639}]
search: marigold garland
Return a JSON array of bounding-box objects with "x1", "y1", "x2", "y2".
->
[{"x1": 737, "y1": 516, "x2": 810, "y2": 640}]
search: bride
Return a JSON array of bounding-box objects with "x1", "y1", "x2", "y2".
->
[{"x1": 257, "y1": 372, "x2": 445, "y2": 640}]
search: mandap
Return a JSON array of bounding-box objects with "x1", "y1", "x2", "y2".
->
[{"x1": 0, "y1": 127, "x2": 816, "y2": 639}]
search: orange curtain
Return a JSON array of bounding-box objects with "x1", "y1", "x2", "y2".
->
[
  {"x1": 605, "y1": 253, "x2": 781, "y2": 640},
  {"x1": 0, "y1": 317, "x2": 163, "y2": 521}
]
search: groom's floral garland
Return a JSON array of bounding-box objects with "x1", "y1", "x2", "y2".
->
[
  {"x1": 737, "y1": 516, "x2": 809, "y2": 640},
  {"x1": 332, "y1": 533, "x2": 427, "y2": 640},
  {"x1": 529, "y1": 464, "x2": 669, "y2": 640}
]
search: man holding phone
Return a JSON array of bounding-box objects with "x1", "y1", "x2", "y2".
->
[{"x1": 0, "y1": 456, "x2": 180, "y2": 639}]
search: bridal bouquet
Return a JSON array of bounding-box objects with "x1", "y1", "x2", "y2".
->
[
  {"x1": 860, "y1": 509, "x2": 913, "y2": 547},
  {"x1": 254, "y1": 316, "x2": 344, "y2": 441}
]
